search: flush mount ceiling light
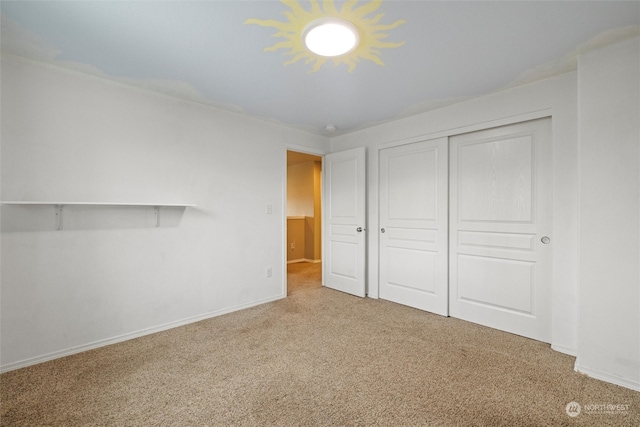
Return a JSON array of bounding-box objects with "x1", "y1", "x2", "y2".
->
[
  {"x1": 303, "y1": 18, "x2": 359, "y2": 57},
  {"x1": 245, "y1": 0, "x2": 405, "y2": 73}
]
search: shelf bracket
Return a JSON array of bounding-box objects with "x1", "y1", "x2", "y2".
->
[
  {"x1": 154, "y1": 206, "x2": 160, "y2": 228},
  {"x1": 55, "y1": 204, "x2": 64, "y2": 231}
]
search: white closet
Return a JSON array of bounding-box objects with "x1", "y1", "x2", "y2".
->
[{"x1": 379, "y1": 118, "x2": 552, "y2": 342}]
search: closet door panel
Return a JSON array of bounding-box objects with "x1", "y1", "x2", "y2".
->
[
  {"x1": 449, "y1": 118, "x2": 552, "y2": 342},
  {"x1": 379, "y1": 138, "x2": 448, "y2": 315}
]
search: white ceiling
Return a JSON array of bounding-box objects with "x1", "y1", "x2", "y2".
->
[{"x1": 2, "y1": 1, "x2": 639, "y2": 136}]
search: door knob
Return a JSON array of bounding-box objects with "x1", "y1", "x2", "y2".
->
[
  {"x1": 380, "y1": 228, "x2": 385, "y2": 233},
  {"x1": 541, "y1": 236, "x2": 550, "y2": 244},
  {"x1": 356, "y1": 227, "x2": 363, "y2": 232}
]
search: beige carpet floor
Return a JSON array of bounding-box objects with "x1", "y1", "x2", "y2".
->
[{"x1": 2, "y1": 286, "x2": 639, "y2": 426}]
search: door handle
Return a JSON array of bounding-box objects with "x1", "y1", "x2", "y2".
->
[
  {"x1": 380, "y1": 228, "x2": 385, "y2": 233},
  {"x1": 541, "y1": 236, "x2": 550, "y2": 244},
  {"x1": 356, "y1": 227, "x2": 364, "y2": 232}
]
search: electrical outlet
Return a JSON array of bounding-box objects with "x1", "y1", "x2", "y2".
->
[
  {"x1": 266, "y1": 267, "x2": 272, "y2": 278},
  {"x1": 266, "y1": 204, "x2": 273, "y2": 214},
  {"x1": 291, "y1": 242, "x2": 296, "y2": 250}
]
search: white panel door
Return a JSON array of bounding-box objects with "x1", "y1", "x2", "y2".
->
[
  {"x1": 379, "y1": 138, "x2": 448, "y2": 315},
  {"x1": 449, "y1": 118, "x2": 552, "y2": 342},
  {"x1": 323, "y1": 147, "x2": 366, "y2": 297}
]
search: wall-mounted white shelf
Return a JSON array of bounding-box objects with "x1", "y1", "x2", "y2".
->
[
  {"x1": 0, "y1": 201, "x2": 196, "y2": 207},
  {"x1": 0, "y1": 201, "x2": 196, "y2": 230}
]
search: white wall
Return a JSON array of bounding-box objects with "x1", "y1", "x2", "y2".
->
[
  {"x1": 330, "y1": 72, "x2": 579, "y2": 356},
  {"x1": 0, "y1": 54, "x2": 328, "y2": 371},
  {"x1": 575, "y1": 37, "x2": 640, "y2": 391}
]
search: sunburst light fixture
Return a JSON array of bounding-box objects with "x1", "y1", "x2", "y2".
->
[{"x1": 245, "y1": 0, "x2": 405, "y2": 73}]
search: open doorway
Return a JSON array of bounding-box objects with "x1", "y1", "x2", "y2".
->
[{"x1": 286, "y1": 150, "x2": 323, "y2": 295}]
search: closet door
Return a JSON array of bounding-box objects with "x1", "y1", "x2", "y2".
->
[
  {"x1": 449, "y1": 118, "x2": 552, "y2": 342},
  {"x1": 379, "y1": 138, "x2": 449, "y2": 315}
]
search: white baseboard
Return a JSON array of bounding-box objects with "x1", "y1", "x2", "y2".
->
[
  {"x1": 0, "y1": 294, "x2": 285, "y2": 374},
  {"x1": 574, "y1": 363, "x2": 640, "y2": 392}
]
